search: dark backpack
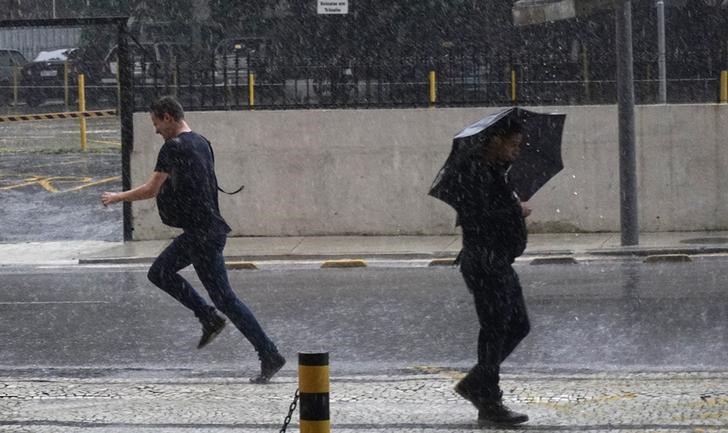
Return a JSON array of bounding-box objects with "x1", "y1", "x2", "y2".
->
[{"x1": 156, "y1": 137, "x2": 243, "y2": 228}]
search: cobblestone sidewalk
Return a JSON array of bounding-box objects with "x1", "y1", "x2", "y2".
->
[{"x1": 2, "y1": 371, "x2": 728, "y2": 432}]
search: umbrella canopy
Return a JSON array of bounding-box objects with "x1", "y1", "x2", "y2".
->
[{"x1": 429, "y1": 107, "x2": 566, "y2": 210}]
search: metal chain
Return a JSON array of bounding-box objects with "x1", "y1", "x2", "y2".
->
[{"x1": 279, "y1": 388, "x2": 299, "y2": 433}]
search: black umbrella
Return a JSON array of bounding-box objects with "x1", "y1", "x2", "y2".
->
[{"x1": 429, "y1": 107, "x2": 566, "y2": 209}]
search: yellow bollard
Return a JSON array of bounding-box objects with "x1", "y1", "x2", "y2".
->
[
  {"x1": 721, "y1": 70, "x2": 727, "y2": 104},
  {"x1": 511, "y1": 68, "x2": 517, "y2": 103},
  {"x1": 116, "y1": 60, "x2": 121, "y2": 106},
  {"x1": 12, "y1": 65, "x2": 19, "y2": 105},
  {"x1": 299, "y1": 352, "x2": 330, "y2": 433},
  {"x1": 64, "y1": 62, "x2": 70, "y2": 110},
  {"x1": 248, "y1": 72, "x2": 255, "y2": 109},
  {"x1": 428, "y1": 70, "x2": 437, "y2": 106},
  {"x1": 78, "y1": 74, "x2": 87, "y2": 152}
]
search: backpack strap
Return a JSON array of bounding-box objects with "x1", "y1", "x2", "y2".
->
[
  {"x1": 205, "y1": 138, "x2": 244, "y2": 194},
  {"x1": 172, "y1": 135, "x2": 245, "y2": 195}
]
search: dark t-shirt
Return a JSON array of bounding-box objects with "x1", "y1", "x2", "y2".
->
[{"x1": 154, "y1": 131, "x2": 231, "y2": 235}]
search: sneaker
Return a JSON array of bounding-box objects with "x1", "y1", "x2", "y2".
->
[
  {"x1": 249, "y1": 352, "x2": 286, "y2": 384},
  {"x1": 197, "y1": 314, "x2": 226, "y2": 349},
  {"x1": 478, "y1": 401, "x2": 529, "y2": 426}
]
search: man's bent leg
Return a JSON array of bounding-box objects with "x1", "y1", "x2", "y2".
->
[{"x1": 147, "y1": 233, "x2": 216, "y2": 322}]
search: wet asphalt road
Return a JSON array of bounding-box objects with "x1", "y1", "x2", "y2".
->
[{"x1": 1, "y1": 259, "x2": 726, "y2": 377}]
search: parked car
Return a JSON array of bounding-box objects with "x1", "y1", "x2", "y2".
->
[
  {"x1": 103, "y1": 42, "x2": 188, "y2": 83},
  {"x1": 213, "y1": 37, "x2": 283, "y2": 103},
  {"x1": 0, "y1": 48, "x2": 27, "y2": 105},
  {"x1": 214, "y1": 37, "x2": 270, "y2": 81},
  {"x1": 20, "y1": 47, "x2": 103, "y2": 107}
]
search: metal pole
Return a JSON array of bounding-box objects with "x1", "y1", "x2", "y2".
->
[
  {"x1": 118, "y1": 20, "x2": 134, "y2": 242},
  {"x1": 616, "y1": 0, "x2": 639, "y2": 246},
  {"x1": 656, "y1": 0, "x2": 667, "y2": 103}
]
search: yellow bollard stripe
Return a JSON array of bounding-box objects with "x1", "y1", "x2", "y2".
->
[
  {"x1": 300, "y1": 419, "x2": 330, "y2": 433},
  {"x1": 298, "y1": 365, "x2": 330, "y2": 393}
]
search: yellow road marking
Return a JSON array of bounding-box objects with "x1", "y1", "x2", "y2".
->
[
  {"x1": 0, "y1": 175, "x2": 120, "y2": 193},
  {"x1": 61, "y1": 176, "x2": 120, "y2": 192}
]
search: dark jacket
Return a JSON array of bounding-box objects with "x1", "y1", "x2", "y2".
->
[{"x1": 456, "y1": 158, "x2": 527, "y2": 263}]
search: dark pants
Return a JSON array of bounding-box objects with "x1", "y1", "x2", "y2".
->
[
  {"x1": 459, "y1": 248, "x2": 530, "y2": 400},
  {"x1": 147, "y1": 231, "x2": 277, "y2": 357}
]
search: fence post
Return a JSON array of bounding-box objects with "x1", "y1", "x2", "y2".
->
[
  {"x1": 299, "y1": 352, "x2": 330, "y2": 433},
  {"x1": 248, "y1": 72, "x2": 255, "y2": 109},
  {"x1": 78, "y1": 73, "x2": 87, "y2": 152},
  {"x1": 428, "y1": 70, "x2": 436, "y2": 106},
  {"x1": 511, "y1": 67, "x2": 517, "y2": 104},
  {"x1": 721, "y1": 70, "x2": 727, "y2": 103}
]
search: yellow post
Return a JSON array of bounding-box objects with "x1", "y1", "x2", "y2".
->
[
  {"x1": 721, "y1": 70, "x2": 727, "y2": 104},
  {"x1": 64, "y1": 62, "x2": 70, "y2": 110},
  {"x1": 12, "y1": 65, "x2": 19, "y2": 105},
  {"x1": 299, "y1": 352, "x2": 330, "y2": 433},
  {"x1": 511, "y1": 68, "x2": 517, "y2": 103},
  {"x1": 248, "y1": 72, "x2": 255, "y2": 109},
  {"x1": 582, "y1": 44, "x2": 590, "y2": 102},
  {"x1": 116, "y1": 60, "x2": 121, "y2": 106},
  {"x1": 428, "y1": 70, "x2": 437, "y2": 105},
  {"x1": 78, "y1": 74, "x2": 87, "y2": 152},
  {"x1": 172, "y1": 58, "x2": 178, "y2": 96}
]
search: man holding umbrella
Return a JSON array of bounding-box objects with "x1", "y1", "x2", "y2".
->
[{"x1": 429, "y1": 107, "x2": 565, "y2": 426}]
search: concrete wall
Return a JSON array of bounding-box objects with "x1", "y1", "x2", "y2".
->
[{"x1": 131, "y1": 104, "x2": 728, "y2": 240}]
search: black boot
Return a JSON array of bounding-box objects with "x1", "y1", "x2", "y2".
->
[
  {"x1": 250, "y1": 351, "x2": 286, "y2": 384},
  {"x1": 478, "y1": 400, "x2": 529, "y2": 426},
  {"x1": 454, "y1": 365, "x2": 499, "y2": 411},
  {"x1": 197, "y1": 311, "x2": 226, "y2": 349}
]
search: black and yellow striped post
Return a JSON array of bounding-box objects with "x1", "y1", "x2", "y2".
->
[{"x1": 299, "y1": 352, "x2": 330, "y2": 433}]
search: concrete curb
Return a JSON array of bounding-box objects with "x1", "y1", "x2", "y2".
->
[{"x1": 73, "y1": 246, "x2": 728, "y2": 267}]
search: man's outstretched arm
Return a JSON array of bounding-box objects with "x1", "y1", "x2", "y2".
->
[{"x1": 101, "y1": 171, "x2": 168, "y2": 206}]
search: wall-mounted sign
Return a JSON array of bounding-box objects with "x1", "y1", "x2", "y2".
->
[{"x1": 318, "y1": 0, "x2": 348, "y2": 14}]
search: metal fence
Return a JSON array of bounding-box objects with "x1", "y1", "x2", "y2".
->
[
  {"x1": 1, "y1": 52, "x2": 725, "y2": 111},
  {"x1": 127, "y1": 54, "x2": 725, "y2": 110}
]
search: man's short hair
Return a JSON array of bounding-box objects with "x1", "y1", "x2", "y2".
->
[{"x1": 150, "y1": 96, "x2": 185, "y2": 121}]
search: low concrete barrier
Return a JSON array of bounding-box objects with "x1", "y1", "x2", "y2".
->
[{"x1": 130, "y1": 104, "x2": 728, "y2": 240}]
